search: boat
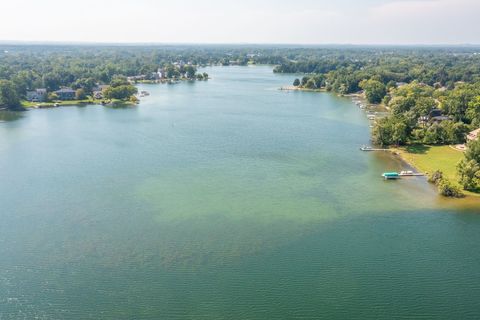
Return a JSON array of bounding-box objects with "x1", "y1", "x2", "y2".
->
[
  {"x1": 360, "y1": 145, "x2": 373, "y2": 151},
  {"x1": 382, "y1": 172, "x2": 400, "y2": 180}
]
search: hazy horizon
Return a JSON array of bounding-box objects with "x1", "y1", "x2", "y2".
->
[{"x1": 2, "y1": 0, "x2": 480, "y2": 45}]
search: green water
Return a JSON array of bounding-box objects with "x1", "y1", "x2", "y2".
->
[{"x1": 0, "y1": 66, "x2": 479, "y2": 319}]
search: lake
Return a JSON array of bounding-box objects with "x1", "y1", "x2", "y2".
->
[{"x1": 0, "y1": 66, "x2": 479, "y2": 319}]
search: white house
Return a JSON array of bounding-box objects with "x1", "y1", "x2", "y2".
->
[{"x1": 26, "y1": 88, "x2": 47, "y2": 102}]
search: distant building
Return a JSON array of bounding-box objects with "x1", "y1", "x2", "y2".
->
[
  {"x1": 92, "y1": 85, "x2": 109, "y2": 99},
  {"x1": 92, "y1": 84, "x2": 109, "y2": 92},
  {"x1": 418, "y1": 109, "x2": 451, "y2": 125},
  {"x1": 54, "y1": 88, "x2": 76, "y2": 100},
  {"x1": 430, "y1": 115, "x2": 451, "y2": 123},
  {"x1": 93, "y1": 91, "x2": 103, "y2": 99},
  {"x1": 26, "y1": 88, "x2": 47, "y2": 102},
  {"x1": 429, "y1": 109, "x2": 443, "y2": 118}
]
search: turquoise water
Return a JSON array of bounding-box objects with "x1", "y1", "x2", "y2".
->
[{"x1": 0, "y1": 66, "x2": 479, "y2": 319}]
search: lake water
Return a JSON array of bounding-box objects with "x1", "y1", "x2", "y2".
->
[{"x1": 0, "y1": 66, "x2": 479, "y2": 319}]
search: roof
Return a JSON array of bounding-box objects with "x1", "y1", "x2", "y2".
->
[
  {"x1": 55, "y1": 88, "x2": 75, "y2": 93},
  {"x1": 430, "y1": 116, "x2": 451, "y2": 122}
]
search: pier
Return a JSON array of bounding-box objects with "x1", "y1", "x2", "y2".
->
[
  {"x1": 360, "y1": 146, "x2": 389, "y2": 152},
  {"x1": 382, "y1": 171, "x2": 426, "y2": 180}
]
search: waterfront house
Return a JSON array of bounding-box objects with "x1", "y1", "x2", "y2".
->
[
  {"x1": 92, "y1": 85, "x2": 109, "y2": 99},
  {"x1": 92, "y1": 84, "x2": 109, "y2": 92},
  {"x1": 26, "y1": 88, "x2": 47, "y2": 102},
  {"x1": 428, "y1": 109, "x2": 451, "y2": 123},
  {"x1": 93, "y1": 91, "x2": 103, "y2": 99},
  {"x1": 54, "y1": 88, "x2": 76, "y2": 100}
]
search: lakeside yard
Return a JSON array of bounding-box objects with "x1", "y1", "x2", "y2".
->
[
  {"x1": 21, "y1": 98, "x2": 136, "y2": 108},
  {"x1": 394, "y1": 145, "x2": 480, "y2": 198}
]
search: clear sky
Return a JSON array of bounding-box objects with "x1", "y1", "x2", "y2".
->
[{"x1": 1, "y1": 0, "x2": 479, "y2": 44}]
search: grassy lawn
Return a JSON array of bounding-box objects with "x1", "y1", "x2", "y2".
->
[
  {"x1": 394, "y1": 144, "x2": 480, "y2": 197},
  {"x1": 21, "y1": 99, "x2": 98, "y2": 108},
  {"x1": 21, "y1": 98, "x2": 135, "y2": 108}
]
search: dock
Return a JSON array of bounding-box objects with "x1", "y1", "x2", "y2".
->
[
  {"x1": 382, "y1": 171, "x2": 425, "y2": 180},
  {"x1": 360, "y1": 146, "x2": 389, "y2": 152}
]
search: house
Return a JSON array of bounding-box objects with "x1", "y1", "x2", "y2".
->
[
  {"x1": 26, "y1": 88, "x2": 47, "y2": 102},
  {"x1": 428, "y1": 109, "x2": 451, "y2": 123},
  {"x1": 92, "y1": 85, "x2": 109, "y2": 99},
  {"x1": 93, "y1": 91, "x2": 103, "y2": 99},
  {"x1": 430, "y1": 115, "x2": 451, "y2": 123},
  {"x1": 54, "y1": 88, "x2": 76, "y2": 100},
  {"x1": 92, "y1": 84, "x2": 109, "y2": 92}
]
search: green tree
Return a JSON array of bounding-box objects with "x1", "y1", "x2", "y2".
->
[
  {"x1": 457, "y1": 159, "x2": 480, "y2": 191},
  {"x1": 110, "y1": 75, "x2": 129, "y2": 87},
  {"x1": 184, "y1": 65, "x2": 196, "y2": 79},
  {"x1": 47, "y1": 92, "x2": 59, "y2": 102},
  {"x1": 428, "y1": 170, "x2": 443, "y2": 185},
  {"x1": 0, "y1": 80, "x2": 21, "y2": 110},
  {"x1": 301, "y1": 76, "x2": 310, "y2": 86},
  {"x1": 466, "y1": 96, "x2": 480, "y2": 125},
  {"x1": 465, "y1": 138, "x2": 480, "y2": 163},
  {"x1": 104, "y1": 85, "x2": 138, "y2": 100},
  {"x1": 392, "y1": 121, "x2": 408, "y2": 145},
  {"x1": 75, "y1": 88, "x2": 86, "y2": 100},
  {"x1": 304, "y1": 79, "x2": 317, "y2": 89},
  {"x1": 437, "y1": 178, "x2": 464, "y2": 198},
  {"x1": 360, "y1": 79, "x2": 387, "y2": 104},
  {"x1": 389, "y1": 96, "x2": 415, "y2": 115},
  {"x1": 293, "y1": 78, "x2": 300, "y2": 87}
]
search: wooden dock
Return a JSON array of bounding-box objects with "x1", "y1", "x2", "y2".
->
[
  {"x1": 360, "y1": 147, "x2": 389, "y2": 152},
  {"x1": 399, "y1": 173, "x2": 425, "y2": 177}
]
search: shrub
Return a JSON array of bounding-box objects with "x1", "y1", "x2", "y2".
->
[
  {"x1": 428, "y1": 170, "x2": 443, "y2": 185},
  {"x1": 437, "y1": 178, "x2": 465, "y2": 198}
]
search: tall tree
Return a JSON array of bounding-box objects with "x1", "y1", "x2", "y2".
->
[{"x1": 0, "y1": 80, "x2": 21, "y2": 110}]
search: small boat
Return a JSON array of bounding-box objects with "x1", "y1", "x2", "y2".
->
[
  {"x1": 382, "y1": 172, "x2": 400, "y2": 180},
  {"x1": 360, "y1": 145, "x2": 373, "y2": 151},
  {"x1": 400, "y1": 170, "x2": 414, "y2": 175}
]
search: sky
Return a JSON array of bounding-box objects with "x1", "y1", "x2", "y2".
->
[{"x1": 1, "y1": 0, "x2": 479, "y2": 45}]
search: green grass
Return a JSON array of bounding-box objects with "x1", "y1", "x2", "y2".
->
[
  {"x1": 394, "y1": 144, "x2": 479, "y2": 197},
  {"x1": 21, "y1": 98, "x2": 136, "y2": 108},
  {"x1": 22, "y1": 99, "x2": 98, "y2": 108}
]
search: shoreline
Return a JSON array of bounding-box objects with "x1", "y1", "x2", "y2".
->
[
  {"x1": 280, "y1": 86, "x2": 325, "y2": 92},
  {"x1": 280, "y1": 83, "x2": 480, "y2": 201},
  {"x1": 391, "y1": 146, "x2": 479, "y2": 199}
]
